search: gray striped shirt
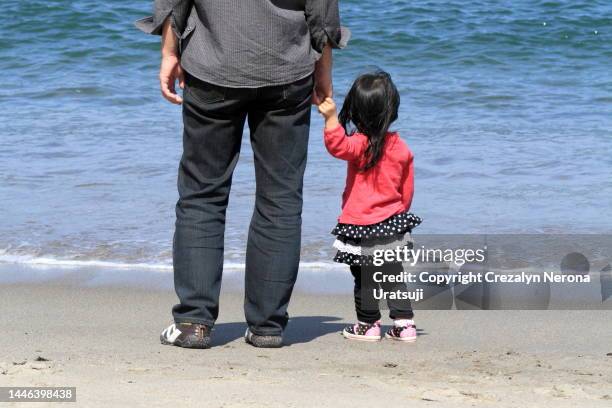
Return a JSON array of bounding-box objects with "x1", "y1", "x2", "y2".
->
[{"x1": 135, "y1": 0, "x2": 350, "y2": 88}]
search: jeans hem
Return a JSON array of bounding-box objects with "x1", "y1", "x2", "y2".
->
[
  {"x1": 356, "y1": 314, "x2": 382, "y2": 324},
  {"x1": 248, "y1": 327, "x2": 283, "y2": 337},
  {"x1": 389, "y1": 312, "x2": 415, "y2": 320},
  {"x1": 173, "y1": 317, "x2": 215, "y2": 327}
]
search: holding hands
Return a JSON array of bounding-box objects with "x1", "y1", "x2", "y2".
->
[
  {"x1": 318, "y1": 97, "x2": 337, "y2": 118},
  {"x1": 318, "y1": 97, "x2": 340, "y2": 130}
]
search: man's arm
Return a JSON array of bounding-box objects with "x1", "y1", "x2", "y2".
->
[
  {"x1": 305, "y1": 0, "x2": 351, "y2": 52},
  {"x1": 312, "y1": 44, "x2": 333, "y2": 105},
  {"x1": 134, "y1": 0, "x2": 191, "y2": 36},
  {"x1": 159, "y1": 17, "x2": 184, "y2": 105},
  {"x1": 135, "y1": 0, "x2": 192, "y2": 104},
  {"x1": 305, "y1": 0, "x2": 351, "y2": 104}
]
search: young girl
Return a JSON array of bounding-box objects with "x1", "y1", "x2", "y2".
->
[{"x1": 318, "y1": 71, "x2": 422, "y2": 342}]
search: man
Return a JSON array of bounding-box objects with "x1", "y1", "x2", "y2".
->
[{"x1": 136, "y1": 0, "x2": 349, "y2": 348}]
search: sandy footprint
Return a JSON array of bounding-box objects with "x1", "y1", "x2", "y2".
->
[
  {"x1": 0, "y1": 358, "x2": 55, "y2": 376},
  {"x1": 419, "y1": 387, "x2": 493, "y2": 403},
  {"x1": 534, "y1": 383, "x2": 594, "y2": 400}
]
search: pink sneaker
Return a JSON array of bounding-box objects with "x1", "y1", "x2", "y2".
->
[
  {"x1": 342, "y1": 321, "x2": 382, "y2": 342},
  {"x1": 385, "y1": 323, "x2": 417, "y2": 342}
]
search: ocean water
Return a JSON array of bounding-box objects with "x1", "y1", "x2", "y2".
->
[{"x1": 1, "y1": 0, "x2": 611, "y2": 272}]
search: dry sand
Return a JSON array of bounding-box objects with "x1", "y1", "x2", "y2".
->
[{"x1": 0, "y1": 282, "x2": 611, "y2": 407}]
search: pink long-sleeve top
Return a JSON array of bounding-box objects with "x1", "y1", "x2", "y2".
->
[{"x1": 324, "y1": 124, "x2": 414, "y2": 225}]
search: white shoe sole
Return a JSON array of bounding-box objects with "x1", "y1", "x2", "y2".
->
[
  {"x1": 342, "y1": 330, "x2": 381, "y2": 342},
  {"x1": 385, "y1": 333, "x2": 416, "y2": 342}
]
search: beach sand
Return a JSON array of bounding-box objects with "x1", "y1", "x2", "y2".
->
[{"x1": 0, "y1": 282, "x2": 611, "y2": 407}]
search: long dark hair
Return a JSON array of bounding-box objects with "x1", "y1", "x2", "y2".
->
[{"x1": 339, "y1": 71, "x2": 400, "y2": 171}]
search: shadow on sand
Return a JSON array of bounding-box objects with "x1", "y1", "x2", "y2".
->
[
  {"x1": 211, "y1": 316, "x2": 345, "y2": 347},
  {"x1": 211, "y1": 315, "x2": 426, "y2": 347}
]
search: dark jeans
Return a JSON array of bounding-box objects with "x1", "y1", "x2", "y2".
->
[
  {"x1": 351, "y1": 263, "x2": 414, "y2": 323},
  {"x1": 172, "y1": 72, "x2": 313, "y2": 336}
]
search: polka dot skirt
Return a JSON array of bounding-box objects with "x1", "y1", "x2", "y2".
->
[
  {"x1": 331, "y1": 211, "x2": 422, "y2": 266},
  {"x1": 331, "y1": 212, "x2": 422, "y2": 240}
]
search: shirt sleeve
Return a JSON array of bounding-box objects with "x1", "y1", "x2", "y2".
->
[
  {"x1": 305, "y1": 0, "x2": 351, "y2": 53},
  {"x1": 134, "y1": 0, "x2": 192, "y2": 37},
  {"x1": 401, "y1": 152, "x2": 415, "y2": 210},
  {"x1": 324, "y1": 124, "x2": 367, "y2": 162}
]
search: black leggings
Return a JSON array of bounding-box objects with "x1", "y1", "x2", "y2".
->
[{"x1": 351, "y1": 263, "x2": 414, "y2": 323}]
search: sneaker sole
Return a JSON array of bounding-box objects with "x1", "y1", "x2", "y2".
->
[
  {"x1": 245, "y1": 338, "x2": 283, "y2": 348},
  {"x1": 160, "y1": 335, "x2": 211, "y2": 349},
  {"x1": 342, "y1": 331, "x2": 381, "y2": 342},
  {"x1": 244, "y1": 329, "x2": 283, "y2": 348},
  {"x1": 384, "y1": 333, "x2": 416, "y2": 342}
]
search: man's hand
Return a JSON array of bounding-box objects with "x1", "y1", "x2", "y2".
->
[
  {"x1": 312, "y1": 44, "x2": 333, "y2": 105},
  {"x1": 159, "y1": 17, "x2": 184, "y2": 105},
  {"x1": 318, "y1": 97, "x2": 340, "y2": 130},
  {"x1": 160, "y1": 54, "x2": 184, "y2": 104}
]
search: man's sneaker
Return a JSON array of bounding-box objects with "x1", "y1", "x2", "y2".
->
[
  {"x1": 160, "y1": 323, "x2": 212, "y2": 349},
  {"x1": 385, "y1": 323, "x2": 417, "y2": 342},
  {"x1": 244, "y1": 328, "x2": 283, "y2": 348},
  {"x1": 342, "y1": 321, "x2": 382, "y2": 342}
]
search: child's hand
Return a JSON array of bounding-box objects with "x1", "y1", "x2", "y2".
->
[
  {"x1": 318, "y1": 97, "x2": 337, "y2": 118},
  {"x1": 318, "y1": 97, "x2": 340, "y2": 129}
]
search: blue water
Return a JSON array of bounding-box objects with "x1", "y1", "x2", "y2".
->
[{"x1": 1, "y1": 0, "x2": 611, "y2": 269}]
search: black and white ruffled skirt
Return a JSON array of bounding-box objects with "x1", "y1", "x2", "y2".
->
[{"x1": 331, "y1": 212, "x2": 422, "y2": 266}]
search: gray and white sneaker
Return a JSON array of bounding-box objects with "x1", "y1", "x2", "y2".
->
[
  {"x1": 244, "y1": 328, "x2": 283, "y2": 348},
  {"x1": 160, "y1": 323, "x2": 212, "y2": 349}
]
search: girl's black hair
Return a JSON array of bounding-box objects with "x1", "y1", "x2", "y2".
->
[{"x1": 339, "y1": 70, "x2": 400, "y2": 171}]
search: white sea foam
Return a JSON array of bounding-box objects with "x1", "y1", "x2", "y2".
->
[{"x1": 0, "y1": 252, "x2": 342, "y2": 272}]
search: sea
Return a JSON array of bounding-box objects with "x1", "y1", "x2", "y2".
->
[{"x1": 1, "y1": 0, "x2": 611, "y2": 281}]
